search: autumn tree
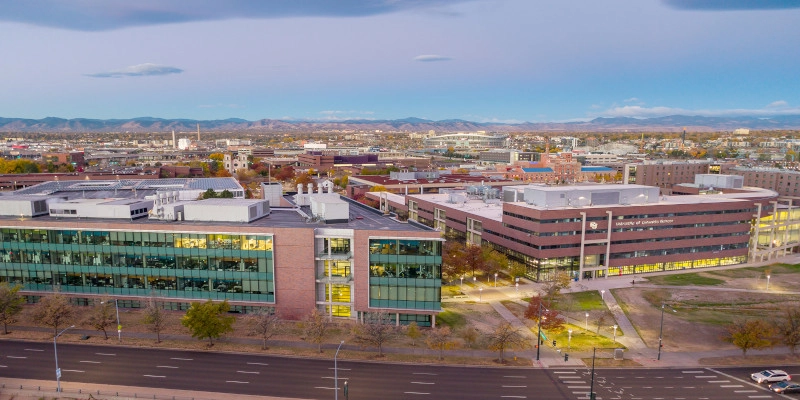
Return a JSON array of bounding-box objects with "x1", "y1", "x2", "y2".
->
[
  {"x1": 524, "y1": 296, "x2": 565, "y2": 331},
  {"x1": 425, "y1": 326, "x2": 456, "y2": 360},
  {"x1": 541, "y1": 270, "x2": 573, "y2": 301},
  {"x1": 248, "y1": 307, "x2": 283, "y2": 350},
  {"x1": 351, "y1": 312, "x2": 397, "y2": 357},
  {"x1": 142, "y1": 297, "x2": 168, "y2": 343},
  {"x1": 441, "y1": 240, "x2": 467, "y2": 282},
  {"x1": 775, "y1": 308, "x2": 800, "y2": 354},
  {"x1": 594, "y1": 310, "x2": 615, "y2": 334},
  {"x1": 486, "y1": 322, "x2": 529, "y2": 363},
  {"x1": 86, "y1": 297, "x2": 117, "y2": 340},
  {"x1": 0, "y1": 283, "x2": 24, "y2": 334},
  {"x1": 460, "y1": 326, "x2": 480, "y2": 348},
  {"x1": 405, "y1": 321, "x2": 422, "y2": 346},
  {"x1": 723, "y1": 319, "x2": 776, "y2": 356},
  {"x1": 303, "y1": 308, "x2": 332, "y2": 353},
  {"x1": 482, "y1": 248, "x2": 508, "y2": 277},
  {"x1": 31, "y1": 292, "x2": 75, "y2": 337},
  {"x1": 181, "y1": 300, "x2": 236, "y2": 346}
]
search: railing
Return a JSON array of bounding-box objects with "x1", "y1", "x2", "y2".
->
[{"x1": 0, "y1": 382, "x2": 221, "y2": 400}]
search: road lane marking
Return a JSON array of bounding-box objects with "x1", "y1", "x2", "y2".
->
[
  {"x1": 322, "y1": 376, "x2": 349, "y2": 380},
  {"x1": 413, "y1": 372, "x2": 437, "y2": 375},
  {"x1": 682, "y1": 386, "x2": 695, "y2": 389},
  {"x1": 720, "y1": 384, "x2": 743, "y2": 387},
  {"x1": 553, "y1": 371, "x2": 575, "y2": 374},
  {"x1": 95, "y1": 353, "x2": 116, "y2": 356},
  {"x1": 7, "y1": 356, "x2": 26, "y2": 359},
  {"x1": 170, "y1": 357, "x2": 193, "y2": 361},
  {"x1": 734, "y1": 390, "x2": 757, "y2": 393},
  {"x1": 403, "y1": 392, "x2": 429, "y2": 395},
  {"x1": 504, "y1": 375, "x2": 527, "y2": 378},
  {"x1": 500, "y1": 396, "x2": 527, "y2": 399},
  {"x1": 411, "y1": 382, "x2": 435, "y2": 385},
  {"x1": 143, "y1": 375, "x2": 165, "y2": 378},
  {"x1": 246, "y1": 362, "x2": 269, "y2": 366},
  {"x1": 157, "y1": 366, "x2": 179, "y2": 369},
  {"x1": 314, "y1": 387, "x2": 337, "y2": 390},
  {"x1": 0, "y1": 365, "x2": 6, "y2": 368},
  {"x1": 328, "y1": 367, "x2": 351, "y2": 371},
  {"x1": 682, "y1": 370, "x2": 705, "y2": 374},
  {"x1": 694, "y1": 376, "x2": 717, "y2": 378},
  {"x1": 237, "y1": 371, "x2": 259, "y2": 374},
  {"x1": 746, "y1": 397, "x2": 771, "y2": 399},
  {"x1": 24, "y1": 348, "x2": 44, "y2": 352},
  {"x1": 63, "y1": 369, "x2": 84, "y2": 373},
  {"x1": 226, "y1": 381, "x2": 248, "y2": 384},
  {"x1": 502, "y1": 385, "x2": 527, "y2": 388},
  {"x1": 567, "y1": 386, "x2": 590, "y2": 389},
  {"x1": 563, "y1": 381, "x2": 586, "y2": 384},
  {"x1": 708, "y1": 380, "x2": 730, "y2": 383},
  {"x1": 79, "y1": 361, "x2": 101, "y2": 364}
]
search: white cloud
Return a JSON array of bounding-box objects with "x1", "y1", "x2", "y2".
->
[
  {"x1": 595, "y1": 104, "x2": 800, "y2": 119},
  {"x1": 623, "y1": 97, "x2": 640, "y2": 103},
  {"x1": 316, "y1": 110, "x2": 376, "y2": 120},
  {"x1": 767, "y1": 100, "x2": 788, "y2": 108},
  {"x1": 413, "y1": 54, "x2": 452, "y2": 62},
  {"x1": 86, "y1": 63, "x2": 183, "y2": 78}
]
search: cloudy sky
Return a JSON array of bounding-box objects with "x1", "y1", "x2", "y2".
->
[{"x1": 2, "y1": 0, "x2": 800, "y2": 122}]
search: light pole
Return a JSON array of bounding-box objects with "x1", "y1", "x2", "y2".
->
[
  {"x1": 460, "y1": 276, "x2": 463, "y2": 290},
  {"x1": 585, "y1": 312, "x2": 589, "y2": 330},
  {"x1": 101, "y1": 299, "x2": 121, "y2": 342},
  {"x1": 479, "y1": 287, "x2": 483, "y2": 302},
  {"x1": 54, "y1": 325, "x2": 75, "y2": 392},
  {"x1": 766, "y1": 274, "x2": 771, "y2": 290},
  {"x1": 600, "y1": 290, "x2": 605, "y2": 301},
  {"x1": 494, "y1": 273, "x2": 498, "y2": 287},
  {"x1": 515, "y1": 282, "x2": 519, "y2": 292},
  {"x1": 612, "y1": 325, "x2": 618, "y2": 343},
  {"x1": 335, "y1": 340, "x2": 344, "y2": 400},
  {"x1": 657, "y1": 303, "x2": 677, "y2": 361},
  {"x1": 568, "y1": 329, "x2": 572, "y2": 350},
  {"x1": 536, "y1": 302, "x2": 548, "y2": 361}
]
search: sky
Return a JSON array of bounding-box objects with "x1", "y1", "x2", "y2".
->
[{"x1": 2, "y1": 0, "x2": 800, "y2": 123}]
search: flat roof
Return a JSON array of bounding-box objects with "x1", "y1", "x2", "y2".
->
[{"x1": 350, "y1": 173, "x2": 513, "y2": 187}]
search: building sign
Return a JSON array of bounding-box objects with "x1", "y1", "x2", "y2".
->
[{"x1": 614, "y1": 218, "x2": 674, "y2": 227}]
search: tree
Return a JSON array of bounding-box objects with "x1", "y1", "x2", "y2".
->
[
  {"x1": 405, "y1": 321, "x2": 422, "y2": 346},
  {"x1": 524, "y1": 296, "x2": 565, "y2": 331},
  {"x1": 541, "y1": 270, "x2": 572, "y2": 301},
  {"x1": 723, "y1": 319, "x2": 775, "y2": 356},
  {"x1": 142, "y1": 298, "x2": 168, "y2": 343},
  {"x1": 485, "y1": 322, "x2": 529, "y2": 363},
  {"x1": 482, "y1": 248, "x2": 508, "y2": 277},
  {"x1": 181, "y1": 300, "x2": 236, "y2": 346},
  {"x1": 441, "y1": 240, "x2": 467, "y2": 282},
  {"x1": 594, "y1": 310, "x2": 615, "y2": 334},
  {"x1": 249, "y1": 307, "x2": 282, "y2": 350},
  {"x1": 220, "y1": 189, "x2": 234, "y2": 198},
  {"x1": 302, "y1": 308, "x2": 331, "y2": 353},
  {"x1": 201, "y1": 188, "x2": 218, "y2": 199},
  {"x1": 460, "y1": 326, "x2": 480, "y2": 348},
  {"x1": 462, "y1": 244, "x2": 486, "y2": 276},
  {"x1": 0, "y1": 283, "x2": 24, "y2": 334},
  {"x1": 425, "y1": 326, "x2": 456, "y2": 360},
  {"x1": 507, "y1": 261, "x2": 528, "y2": 280},
  {"x1": 775, "y1": 308, "x2": 800, "y2": 354},
  {"x1": 86, "y1": 297, "x2": 116, "y2": 340},
  {"x1": 351, "y1": 312, "x2": 396, "y2": 357},
  {"x1": 368, "y1": 185, "x2": 388, "y2": 192},
  {"x1": 31, "y1": 292, "x2": 75, "y2": 337}
]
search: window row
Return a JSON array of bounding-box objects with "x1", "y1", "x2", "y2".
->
[
  {"x1": 368, "y1": 239, "x2": 441, "y2": 256},
  {"x1": 369, "y1": 263, "x2": 440, "y2": 279}
]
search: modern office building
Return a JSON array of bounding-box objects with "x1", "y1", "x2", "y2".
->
[
  {"x1": 424, "y1": 131, "x2": 509, "y2": 149},
  {"x1": 0, "y1": 178, "x2": 443, "y2": 326},
  {"x1": 382, "y1": 177, "x2": 790, "y2": 281}
]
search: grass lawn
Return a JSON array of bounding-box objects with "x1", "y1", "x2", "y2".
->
[
  {"x1": 442, "y1": 285, "x2": 463, "y2": 297},
  {"x1": 541, "y1": 323, "x2": 625, "y2": 352},
  {"x1": 554, "y1": 291, "x2": 608, "y2": 312},
  {"x1": 644, "y1": 273, "x2": 725, "y2": 286},
  {"x1": 437, "y1": 309, "x2": 468, "y2": 329}
]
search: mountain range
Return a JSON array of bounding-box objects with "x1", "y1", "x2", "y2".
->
[{"x1": 2, "y1": 115, "x2": 800, "y2": 133}]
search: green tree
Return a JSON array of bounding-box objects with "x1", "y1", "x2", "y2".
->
[
  {"x1": 405, "y1": 321, "x2": 422, "y2": 346},
  {"x1": 775, "y1": 308, "x2": 800, "y2": 354},
  {"x1": 0, "y1": 283, "x2": 25, "y2": 334},
  {"x1": 142, "y1": 297, "x2": 168, "y2": 343},
  {"x1": 86, "y1": 297, "x2": 116, "y2": 340},
  {"x1": 723, "y1": 319, "x2": 775, "y2": 356},
  {"x1": 248, "y1": 307, "x2": 282, "y2": 350},
  {"x1": 302, "y1": 308, "x2": 331, "y2": 353},
  {"x1": 220, "y1": 189, "x2": 234, "y2": 198},
  {"x1": 201, "y1": 189, "x2": 218, "y2": 199},
  {"x1": 486, "y1": 322, "x2": 529, "y2": 363},
  {"x1": 31, "y1": 292, "x2": 75, "y2": 337},
  {"x1": 181, "y1": 300, "x2": 236, "y2": 346},
  {"x1": 425, "y1": 326, "x2": 456, "y2": 360}
]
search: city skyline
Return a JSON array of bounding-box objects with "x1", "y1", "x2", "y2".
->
[{"x1": 2, "y1": 0, "x2": 800, "y2": 123}]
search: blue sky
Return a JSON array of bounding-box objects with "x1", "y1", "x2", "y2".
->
[{"x1": 2, "y1": 0, "x2": 800, "y2": 123}]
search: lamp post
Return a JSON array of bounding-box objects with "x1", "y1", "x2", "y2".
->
[
  {"x1": 460, "y1": 276, "x2": 463, "y2": 290},
  {"x1": 494, "y1": 273, "x2": 498, "y2": 287},
  {"x1": 568, "y1": 329, "x2": 573, "y2": 350},
  {"x1": 600, "y1": 290, "x2": 605, "y2": 301},
  {"x1": 612, "y1": 325, "x2": 618, "y2": 343},
  {"x1": 766, "y1": 274, "x2": 771, "y2": 290},
  {"x1": 335, "y1": 340, "x2": 345, "y2": 400},
  {"x1": 657, "y1": 303, "x2": 677, "y2": 361},
  {"x1": 536, "y1": 302, "x2": 548, "y2": 361},
  {"x1": 585, "y1": 312, "x2": 589, "y2": 330},
  {"x1": 479, "y1": 287, "x2": 483, "y2": 302},
  {"x1": 101, "y1": 299, "x2": 121, "y2": 342},
  {"x1": 515, "y1": 282, "x2": 519, "y2": 292},
  {"x1": 54, "y1": 325, "x2": 75, "y2": 392}
]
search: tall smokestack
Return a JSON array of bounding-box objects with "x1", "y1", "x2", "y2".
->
[
  {"x1": 172, "y1": 130, "x2": 176, "y2": 149},
  {"x1": 197, "y1": 123, "x2": 200, "y2": 141}
]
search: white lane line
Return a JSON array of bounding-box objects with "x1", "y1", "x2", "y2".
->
[
  {"x1": 504, "y1": 375, "x2": 527, "y2": 378},
  {"x1": 411, "y1": 381, "x2": 435, "y2": 385},
  {"x1": 62, "y1": 369, "x2": 84, "y2": 373},
  {"x1": 328, "y1": 367, "x2": 351, "y2": 371},
  {"x1": 720, "y1": 384, "x2": 743, "y2": 388},
  {"x1": 314, "y1": 387, "x2": 336, "y2": 390},
  {"x1": 734, "y1": 390, "x2": 758, "y2": 393},
  {"x1": 502, "y1": 385, "x2": 527, "y2": 388},
  {"x1": 708, "y1": 380, "x2": 730, "y2": 383},
  {"x1": 143, "y1": 375, "x2": 165, "y2": 378},
  {"x1": 563, "y1": 381, "x2": 586, "y2": 384},
  {"x1": 553, "y1": 371, "x2": 576, "y2": 374},
  {"x1": 237, "y1": 371, "x2": 260, "y2": 374},
  {"x1": 0, "y1": 365, "x2": 6, "y2": 368},
  {"x1": 247, "y1": 362, "x2": 269, "y2": 366},
  {"x1": 747, "y1": 397, "x2": 772, "y2": 399},
  {"x1": 567, "y1": 386, "x2": 591, "y2": 389},
  {"x1": 413, "y1": 372, "x2": 437, "y2": 375},
  {"x1": 24, "y1": 348, "x2": 44, "y2": 352},
  {"x1": 95, "y1": 353, "x2": 116, "y2": 356},
  {"x1": 500, "y1": 396, "x2": 527, "y2": 399},
  {"x1": 226, "y1": 381, "x2": 249, "y2": 384},
  {"x1": 7, "y1": 356, "x2": 26, "y2": 359},
  {"x1": 322, "y1": 376, "x2": 349, "y2": 380},
  {"x1": 682, "y1": 386, "x2": 696, "y2": 389},
  {"x1": 170, "y1": 357, "x2": 193, "y2": 361},
  {"x1": 694, "y1": 375, "x2": 717, "y2": 378},
  {"x1": 157, "y1": 366, "x2": 179, "y2": 369},
  {"x1": 403, "y1": 392, "x2": 430, "y2": 395},
  {"x1": 79, "y1": 361, "x2": 101, "y2": 364},
  {"x1": 682, "y1": 370, "x2": 705, "y2": 374}
]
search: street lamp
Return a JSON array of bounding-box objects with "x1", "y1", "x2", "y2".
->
[
  {"x1": 479, "y1": 287, "x2": 483, "y2": 302},
  {"x1": 657, "y1": 303, "x2": 677, "y2": 361},
  {"x1": 612, "y1": 325, "x2": 618, "y2": 343},
  {"x1": 600, "y1": 290, "x2": 605, "y2": 301},
  {"x1": 585, "y1": 312, "x2": 589, "y2": 330},
  {"x1": 335, "y1": 340, "x2": 345, "y2": 400},
  {"x1": 101, "y1": 299, "x2": 121, "y2": 342},
  {"x1": 766, "y1": 274, "x2": 771, "y2": 290},
  {"x1": 54, "y1": 325, "x2": 75, "y2": 392},
  {"x1": 460, "y1": 276, "x2": 464, "y2": 290},
  {"x1": 536, "y1": 302, "x2": 548, "y2": 361},
  {"x1": 515, "y1": 282, "x2": 519, "y2": 292},
  {"x1": 494, "y1": 273, "x2": 498, "y2": 287},
  {"x1": 568, "y1": 329, "x2": 573, "y2": 350}
]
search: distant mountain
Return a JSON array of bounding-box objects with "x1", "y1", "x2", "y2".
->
[{"x1": 2, "y1": 115, "x2": 800, "y2": 133}]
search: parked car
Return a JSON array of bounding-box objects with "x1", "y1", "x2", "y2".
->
[
  {"x1": 751, "y1": 370, "x2": 791, "y2": 384},
  {"x1": 769, "y1": 381, "x2": 800, "y2": 394}
]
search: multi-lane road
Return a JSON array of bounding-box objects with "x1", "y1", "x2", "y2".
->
[{"x1": 0, "y1": 340, "x2": 796, "y2": 399}]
